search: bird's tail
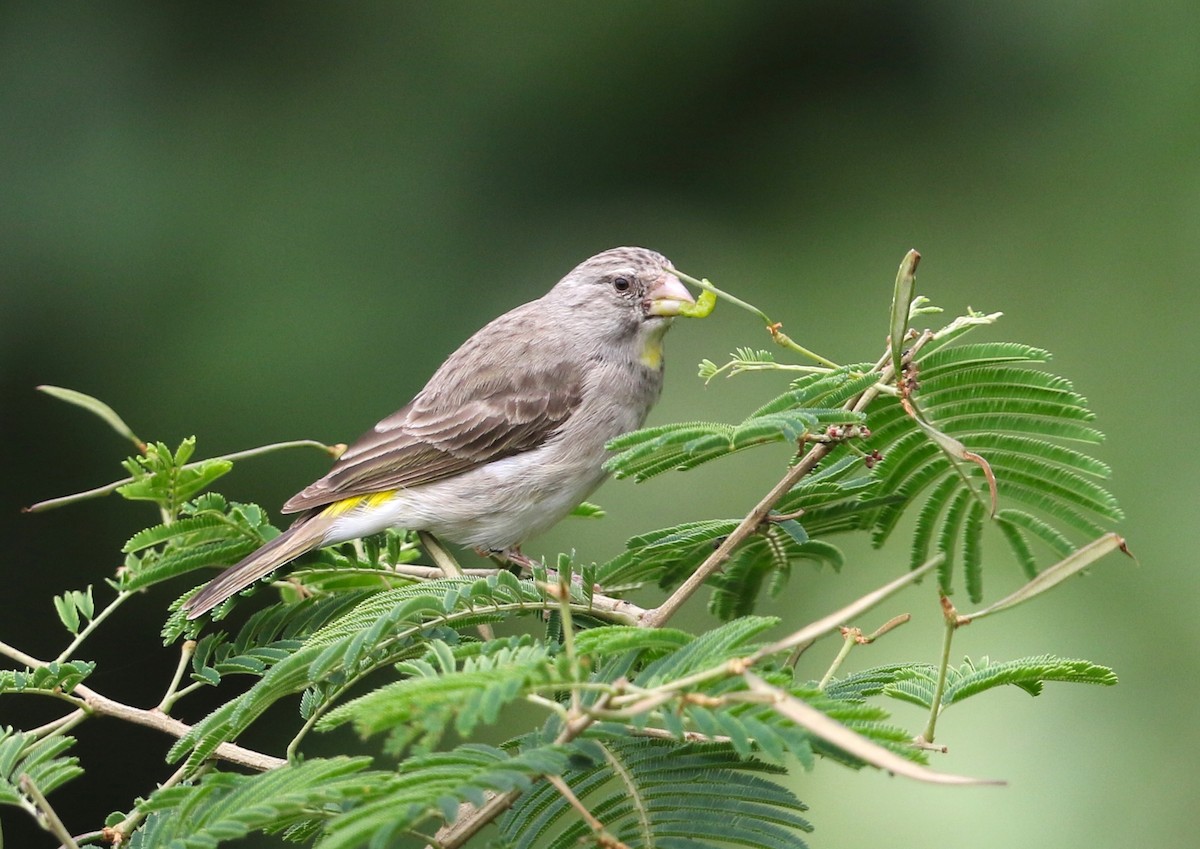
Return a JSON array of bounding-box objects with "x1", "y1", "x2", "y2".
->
[{"x1": 183, "y1": 514, "x2": 330, "y2": 619}]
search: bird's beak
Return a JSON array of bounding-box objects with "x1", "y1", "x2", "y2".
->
[{"x1": 644, "y1": 271, "x2": 695, "y2": 317}]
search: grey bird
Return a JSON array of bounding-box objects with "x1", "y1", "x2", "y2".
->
[{"x1": 184, "y1": 247, "x2": 694, "y2": 618}]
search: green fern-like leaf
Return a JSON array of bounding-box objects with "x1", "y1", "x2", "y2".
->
[
  {"x1": 706, "y1": 526, "x2": 849, "y2": 621},
  {"x1": 864, "y1": 333, "x2": 1123, "y2": 601},
  {"x1": 500, "y1": 739, "x2": 812, "y2": 849},
  {"x1": 827, "y1": 655, "x2": 1117, "y2": 712},
  {"x1": 571, "y1": 626, "x2": 694, "y2": 660},
  {"x1": 599, "y1": 510, "x2": 850, "y2": 615},
  {"x1": 598, "y1": 519, "x2": 740, "y2": 590},
  {"x1": 635, "y1": 617, "x2": 779, "y2": 687},
  {"x1": 941, "y1": 655, "x2": 1118, "y2": 704},
  {"x1": 318, "y1": 638, "x2": 560, "y2": 753},
  {"x1": 129, "y1": 756, "x2": 383, "y2": 848},
  {"x1": 121, "y1": 496, "x2": 274, "y2": 593},
  {"x1": 605, "y1": 367, "x2": 874, "y2": 483},
  {"x1": 0, "y1": 661, "x2": 95, "y2": 696},
  {"x1": 0, "y1": 729, "x2": 82, "y2": 809},
  {"x1": 320, "y1": 744, "x2": 572, "y2": 849},
  {"x1": 169, "y1": 575, "x2": 562, "y2": 768},
  {"x1": 676, "y1": 675, "x2": 919, "y2": 770},
  {"x1": 117, "y1": 438, "x2": 233, "y2": 514},
  {"x1": 183, "y1": 592, "x2": 373, "y2": 686}
]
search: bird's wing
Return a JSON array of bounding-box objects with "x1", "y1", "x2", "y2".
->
[{"x1": 281, "y1": 360, "x2": 584, "y2": 513}]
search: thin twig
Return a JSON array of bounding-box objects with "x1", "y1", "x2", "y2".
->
[
  {"x1": 54, "y1": 591, "x2": 134, "y2": 664},
  {"x1": 418, "y1": 531, "x2": 495, "y2": 640},
  {"x1": 24, "y1": 439, "x2": 339, "y2": 513},
  {"x1": 157, "y1": 639, "x2": 196, "y2": 713},
  {"x1": 432, "y1": 695, "x2": 611, "y2": 849},
  {"x1": 817, "y1": 629, "x2": 858, "y2": 690},
  {"x1": 19, "y1": 774, "x2": 81, "y2": 849},
  {"x1": 26, "y1": 709, "x2": 88, "y2": 740},
  {"x1": 919, "y1": 595, "x2": 959, "y2": 746},
  {"x1": 417, "y1": 531, "x2": 464, "y2": 578},
  {"x1": 640, "y1": 348, "x2": 899, "y2": 630},
  {"x1": 546, "y1": 774, "x2": 630, "y2": 849},
  {"x1": 639, "y1": 444, "x2": 828, "y2": 628},
  {"x1": 104, "y1": 762, "x2": 197, "y2": 844},
  {"x1": 544, "y1": 576, "x2": 583, "y2": 713},
  {"x1": 79, "y1": 684, "x2": 285, "y2": 770},
  {"x1": 1, "y1": 640, "x2": 284, "y2": 771}
]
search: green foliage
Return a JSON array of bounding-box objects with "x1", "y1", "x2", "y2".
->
[
  {"x1": 129, "y1": 756, "x2": 384, "y2": 849},
  {"x1": 185, "y1": 593, "x2": 372, "y2": 686},
  {"x1": 169, "y1": 574, "x2": 558, "y2": 768},
  {"x1": 611, "y1": 316, "x2": 1123, "y2": 608},
  {"x1": 499, "y1": 739, "x2": 813, "y2": 849},
  {"x1": 51, "y1": 586, "x2": 94, "y2": 635},
  {"x1": 117, "y1": 438, "x2": 233, "y2": 515},
  {"x1": 0, "y1": 729, "x2": 82, "y2": 810},
  {"x1": 320, "y1": 744, "x2": 572, "y2": 849},
  {"x1": 606, "y1": 368, "x2": 874, "y2": 483},
  {"x1": 569, "y1": 500, "x2": 606, "y2": 519},
  {"x1": 319, "y1": 637, "x2": 561, "y2": 754},
  {"x1": 827, "y1": 655, "x2": 1118, "y2": 710},
  {"x1": 633, "y1": 616, "x2": 778, "y2": 686},
  {"x1": 121, "y1": 493, "x2": 275, "y2": 594},
  {"x1": 598, "y1": 459, "x2": 876, "y2": 619},
  {"x1": 0, "y1": 661, "x2": 94, "y2": 696},
  {"x1": 865, "y1": 340, "x2": 1122, "y2": 600},
  {"x1": 698, "y1": 346, "x2": 781, "y2": 381},
  {"x1": 4, "y1": 289, "x2": 1128, "y2": 849}
]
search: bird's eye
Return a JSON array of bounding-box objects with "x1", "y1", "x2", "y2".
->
[{"x1": 612, "y1": 276, "x2": 632, "y2": 292}]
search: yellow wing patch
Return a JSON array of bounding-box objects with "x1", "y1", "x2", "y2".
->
[{"x1": 322, "y1": 490, "x2": 397, "y2": 517}]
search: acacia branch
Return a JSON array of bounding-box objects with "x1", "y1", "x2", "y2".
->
[
  {"x1": 640, "y1": 343, "x2": 907, "y2": 630},
  {"x1": 0, "y1": 639, "x2": 284, "y2": 772}
]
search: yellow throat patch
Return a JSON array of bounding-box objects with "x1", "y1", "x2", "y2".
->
[
  {"x1": 640, "y1": 321, "x2": 671, "y2": 369},
  {"x1": 639, "y1": 337, "x2": 663, "y2": 369}
]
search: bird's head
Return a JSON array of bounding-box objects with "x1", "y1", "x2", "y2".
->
[{"x1": 550, "y1": 246, "x2": 694, "y2": 331}]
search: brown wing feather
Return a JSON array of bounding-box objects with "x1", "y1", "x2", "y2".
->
[{"x1": 282, "y1": 360, "x2": 583, "y2": 513}]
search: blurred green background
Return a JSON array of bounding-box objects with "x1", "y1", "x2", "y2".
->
[{"x1": 2, "y1": 2, "x2": 1195, "y2": 847}]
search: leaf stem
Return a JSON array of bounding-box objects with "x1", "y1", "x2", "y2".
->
[
  {"x1": 546, "y1": 773, "x2": 631, "y2": 849},
  {"x1": 54, "y1": 590, "x2": 134, "y2": 664},
  {"x1": 673, "y1": 269, "x2": 842, "y2": 369},
  {"x1": 24, "y1": 439, "x2": 338, "y2": 513},
  {"x1": 157, "y1": 640, "x2": 196, "y2": 713},
  {"x1": 920, "y1": 595, "x2": 959, "y2": 745},
  {"x1": 26, "y1": 709, "x2": 88, "y2": 740},
  {"x1": 817, "y1": 629, "x2": 858, "y2": 690},
  {"x1": 642, "y1": 345, "x2": 906, "y2": 629},
  {"x1": 417, "y1": 531, "x2": 464, "y2": 578},
  {"x1": 19, "y1": 773, "x2": 81, "y2": 849},
  {"x1": 547, "y1": 572, "x2": 583, "y2": 713}
]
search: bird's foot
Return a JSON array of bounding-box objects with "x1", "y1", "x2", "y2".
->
[{"x1": 478, "y1": 546, "x2": 542, "y2": 573}]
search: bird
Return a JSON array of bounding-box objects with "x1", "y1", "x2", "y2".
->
[{"x1": 183, "y1": 247, "x2": 694, "y2": 618}]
